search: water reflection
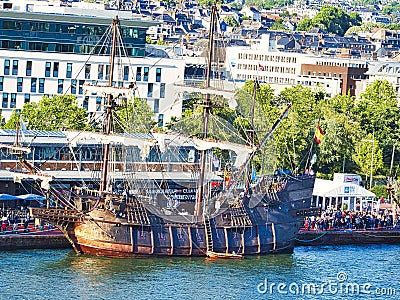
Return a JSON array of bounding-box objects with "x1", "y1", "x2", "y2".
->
[{"x1": 48, "y1": 251, "x2": 297, "y2": 278}]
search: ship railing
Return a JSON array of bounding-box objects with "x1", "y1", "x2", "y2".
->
[
  {"x1": 73, "y1": 186, "x2": 102, "y2": 197},
  {"x1": 29, "y1": 207, "x2": 83, "y2": 222}
]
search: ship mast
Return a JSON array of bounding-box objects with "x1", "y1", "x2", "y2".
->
[
  {"x1": 245, "y1": 80, "x2": 257, "y2": 190},
  {"x1": 194, "y1": 4, "x2": 218, "y2": 216},
  {"x1": 100, "y1": 16, "x2": 118, "y2": 193}
]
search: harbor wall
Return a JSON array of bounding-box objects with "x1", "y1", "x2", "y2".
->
[{"x1": 0, "y1": 234, "x2": 70, "y2": 250}]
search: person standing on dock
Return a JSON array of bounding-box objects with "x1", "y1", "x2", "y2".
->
[{"x1": 1, "y1": 220, "x2": 7, "y2": 232}]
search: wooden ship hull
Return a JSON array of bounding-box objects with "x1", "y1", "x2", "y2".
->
[{"x1": 30, "y1": 175, "x2": 316, "y2": 257}]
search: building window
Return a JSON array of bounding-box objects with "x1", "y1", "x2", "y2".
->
[
  {"x1": 85, "y1": 64, "x2": 91, "y2": 79},
  {"x1": 98, "y1": 65, "x2": 104, "y2": 80},
  {"x1": 66, "y1": 63, "x2": 72, "y2": 78},
  {"x1": 124, "y1": 66, "x2": 129, "y2": 81},
  {"x1": 79, "y1": 80, "x2": 85, "y2": 94},
  {"x1": 45, "y1": 62, "x2": 51, "y2": 77},
  {"x1": 143, "y1": 67, "x2": 149, "y2": 82},
  {"x1": 156, "y1": 68, "x2": 161, "y2": 82},
  {"x1": 83, "y1": 96, "x2": 89, "y2": 110},
  {"x1": 58, "y1": 79, "x2": 63, "y2": 94},
  {"x1": 105, "y1": 65, "x2": 110, "y2": 80},
  {"x1": 53, "y1": 62, "x2": 59, "y2": 77},
  {"x1": 10, "y1": 93, "x2": 16, "y2": 108},
  {"x1": 24, "y1": 93, "x2": 30, "y2": 103},
  {"x1": 26, "y1": 61, "x2": 32, "y2": 76},
  {"x1": 71, "y1": 79, "x2": 77, "y2": 94},
  {"x1": 158, "y1": 114, "x2": 163, "y2": 127},
  {"x1": 147, "y1": 83, "x2": 153, "y2": 97},
  {"x1": 154, "y1": 98, "x2": 159, "y2": 113},
  {"x1": 136, "y1": 67, "x2": 142, "y2": 81},
  {"x1": 96, "y1": 96, "x2": 102, "y2": 111},
  {"x1": 12, "y1": 60, "x2": 18, "y2": 75},
  {"x1": 31, "y1": 78, "x2": 37, "y2": 92},
  {"x1": 0, "y1": 77, "x2": 3, "y2": 91},
  {"x1": 4, "y1": 60, "x2": 10, "y2": 75},
  {"x1": 2, "y1": 93, "x2": 8, "y2": 108},
  {"x1": 160, "y1": 83, "x2": 165, "y2": 98},
  {"x1": 39, "y1": 78, "x2": 45, "y2": 93},
  {"x1": 17, "y1": 77, "x2": 23, "y2": 92}
]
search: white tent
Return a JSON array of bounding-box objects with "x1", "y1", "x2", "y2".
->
[{"x1": 313, "y1": 178, "x2": 377, "y2": 211}]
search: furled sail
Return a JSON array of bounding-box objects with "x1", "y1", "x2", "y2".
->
[
  {"x1": 152, "y1": 132, "x2": 255, "y2": 167},
  {"x1": 63, "y1": 130, "x2": 156, "y2": 160},
  {"x1": 14, "y1": 173, "x2": 53, "y2": 190}
]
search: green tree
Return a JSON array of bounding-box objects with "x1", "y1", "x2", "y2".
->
[
  {"x1": 3, "y1": 109, "x2": 20, "y2": 129},
  {"x1": 386, "y1": 23, "x2": 400, "y2": 30},
  {"x1": 270, "y1": 19, "x2": 287, "y2": 31},
  {"x1": 273, "y1": 85, "x2": 323, "y2": 171},
  {"x1": 235, "y1": 81, "x2": 278, "y2": 144},
  {"x1": 356, "y1": 79, "x2": 400, "y2": 148},
  {"x1": 296, "y1": 18, "x2": 314, "y2": 31},
  {"x1": 197, "y1": 0, "x2": 215, "y2": 7},
  {"x1": 316, "y1": 94, "x2": 361, "y2": 173},
  {"x1": 280, "y1": 11, "x2": 290, "y2": 18},
  {"x1": 116, "y1": 98, "x2": 156, "y2": 133},
  {"x1": 0, "y1": 110, "x2": 6, "y2": 128},
  {"x1": 355, "y1": 80, "x2": 400, "y2": 173},
  {"x1": 382, "y1": 2, "x2": 400, "y2": 15},
  {"x1": 21, "y1": 95, "x2": 89, "y2": 131},
  {"x1": 245, "y1": 0, "x2": 294, "y2": 9},
  {"x1": 312, "y1": 5, "x2": 361, "y2": 36},
  {"x1": 349, "y1": 12, "x2": 362, "y2": 26},
  {"x1": 353, "y1": 134, "x2": 384, "y2": 188},
  {"x1": 162, "y1": 0, "x2": 177, "y2": 7},
  {"x1": 231, "y1": 2, "x2": 242, "y2": 10},
  {"x1": 223, "y1": 16, "x2": 239, "y2": 28}
]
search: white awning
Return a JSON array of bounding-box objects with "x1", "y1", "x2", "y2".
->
[{"x1": 313, "y1": 178, "x2": 376, "y2": 198}]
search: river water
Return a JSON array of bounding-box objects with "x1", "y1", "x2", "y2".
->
[{"x1": 1, "y1": 245, "x2": 399, "y2": 300}]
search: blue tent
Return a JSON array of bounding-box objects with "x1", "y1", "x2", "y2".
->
[
  {"x1": 0, "y1": 194, "x2": 20, "y2": 201},
  {"x1": 17, "y1": 194, "x2": 46, "y2": 201}
]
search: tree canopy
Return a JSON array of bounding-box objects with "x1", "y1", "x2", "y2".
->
[
  {"x1": 312, "y1": 5, "x2": 361, "y2": 36},
  {"x1": 115, "y1": 98, "x2": 156, "y2": 133},
  {"x1": 20, "y1": 95, "x2": 90, "y2": 131},
  {"x1": 296, "y1": 5, "x2": 361, "y2": 36}
]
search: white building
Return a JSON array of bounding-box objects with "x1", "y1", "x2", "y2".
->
[
  {"x1": 0, "y1": 1, "x2": 186, "y2": 126},
  {"x1": 363, "y1": 61, "x2": 400, "y2": 101},
  {"x1": 224, "y1": 35, "x2": 343, "y2": 96}
]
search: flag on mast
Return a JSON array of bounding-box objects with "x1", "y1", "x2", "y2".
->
[
  {"x1": 314, "y1": 125, "x2": 325, "y2": 144},
  {"x1": 251, "y1": 165, "x2": 258, "y2": 184}
]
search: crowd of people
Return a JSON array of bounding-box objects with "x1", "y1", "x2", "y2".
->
[
  {"x1": 0, "y1": 208, "x2": 31, "y2": 233},
  {"x1": 303, "y1": 208, "x2": 400, "y2": 231}
]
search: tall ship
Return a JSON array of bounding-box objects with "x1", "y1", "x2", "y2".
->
[{"x1": 7, "y1": 4, "x2": 316, "y2": 258}]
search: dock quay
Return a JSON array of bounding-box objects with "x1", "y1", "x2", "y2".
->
[
  {"x1": 0, "y1": 228, "x2": 70, "y2": 250},
  {"x1": 295, "y1": 228, "x2": 400, "y2": 246}
]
